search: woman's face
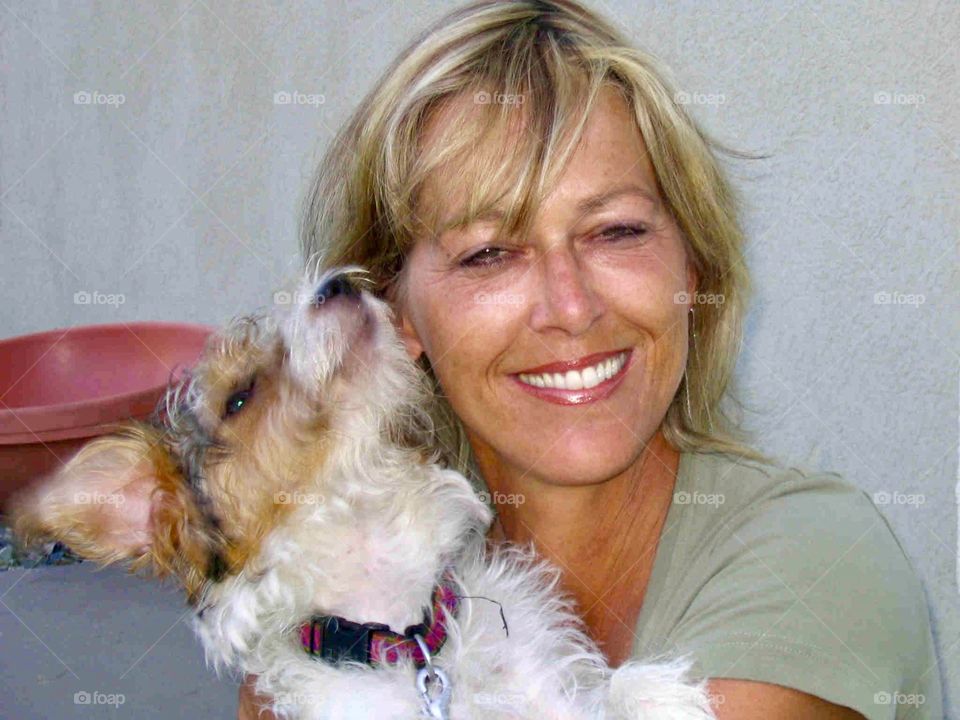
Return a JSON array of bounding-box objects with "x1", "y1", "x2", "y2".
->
[{"x1": 393, "y1": 87, "x2": 697, "y2": 487}]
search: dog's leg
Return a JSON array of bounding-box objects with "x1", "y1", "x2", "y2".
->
[{"x1": 606, "y1": 658, "x2": 717, "y2": 719}]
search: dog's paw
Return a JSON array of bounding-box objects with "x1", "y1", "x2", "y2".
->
[{"x1": 607, "y1": 657, "x2": 717, "y2": 720}]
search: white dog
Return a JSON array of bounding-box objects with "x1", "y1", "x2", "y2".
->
[{"x1": 11, "y1": 266, "x2": 716, "y2": 719}]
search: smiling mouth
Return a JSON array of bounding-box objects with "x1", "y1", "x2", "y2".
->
[{"x1": 515, "y1": 348, "x2": 631, "y2": 391}]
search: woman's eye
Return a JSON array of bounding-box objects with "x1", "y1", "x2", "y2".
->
[
  {"x1": 458, "y1": 225, "x2": 645, "y2": 268},
  {"x1": 224, "y1": 381, "x2": 254, "y2": 418},
  {"x1": 598, "y1": 224, "x2": 647, "y2": 241},
  {"x1": 459, "y1": 246, "x2": 508, "y2": 268}
]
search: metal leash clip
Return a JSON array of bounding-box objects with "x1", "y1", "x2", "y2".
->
[{"x1": 413, "y1": 634, "x2": 451, "y2": 719}]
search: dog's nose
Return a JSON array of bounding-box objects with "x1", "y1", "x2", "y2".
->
[{"x1": 315, "y1": 273, "x2": 359, "y2": 305}]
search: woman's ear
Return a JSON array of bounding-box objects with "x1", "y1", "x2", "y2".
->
[
  {"x1": 384, "y1": 278, "x2": 425, "y2": 362},
  {"x1": 395, "y1": 309, "x2": 425, "y2": 362}
]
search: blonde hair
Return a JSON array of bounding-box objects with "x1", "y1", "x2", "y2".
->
[{"x1": 299, "y1": 0, "x2": 769, "y2": 482}]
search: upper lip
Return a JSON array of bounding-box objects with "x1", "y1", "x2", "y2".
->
[{"x1": 514, "y1": 348, "x2": 630, "y2": 375}]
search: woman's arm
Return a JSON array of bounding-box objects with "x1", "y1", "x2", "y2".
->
[
  {"x1": 238, "y1": 674, "x2": 278, "y2": 720},
  {"x1": 709, "y1": 679, "x2": 866, "y2": 719}
]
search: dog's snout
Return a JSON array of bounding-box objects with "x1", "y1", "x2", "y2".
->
[{"x1": 315, "y1": 273, "x2": 359, "y2": 305}]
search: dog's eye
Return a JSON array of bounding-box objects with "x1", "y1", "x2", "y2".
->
[{"x1": 224, "y1": 380, "x2": 255, "y2": 418}]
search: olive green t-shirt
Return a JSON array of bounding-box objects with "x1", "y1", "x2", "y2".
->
[{"x1": 632, "y1": 450, "x2": 943, "y2": 720}]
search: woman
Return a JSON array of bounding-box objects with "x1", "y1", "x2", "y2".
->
[{"x1": 241, "y1": 1, "x2": 941, "y2": 717}]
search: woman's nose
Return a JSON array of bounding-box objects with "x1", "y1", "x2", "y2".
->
[{"x1": 528, "y1": 245, "x2": 603, "y2": 335}]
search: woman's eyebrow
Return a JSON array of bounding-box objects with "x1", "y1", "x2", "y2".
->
[
  {"x1": 436, "y1": 182, "x2": 659, "y2": 237},
  {"x1": 436, "y1": 209, "x2": 503, "y2": 237},
  {"x1": 575, "y1": 182, "x2": 661, "y2": 214}
]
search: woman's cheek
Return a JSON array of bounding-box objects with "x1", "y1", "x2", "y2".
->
[
  {"x1": 601, "y1": 272, "x2": 683, "y2": 332},
  {"x1": 450, "y1": 271, "x2": 530, "y2": 322},
  {"x1": 444, "y1": 308, "x2": 523, "y2": 403}
]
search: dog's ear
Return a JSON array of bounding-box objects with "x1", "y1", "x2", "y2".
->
[
  {"x1": 9, "y1": 423, "x2": 178, "y2": 566},
  {"x1": 11, "y1": 423, "x2": 230, "y2": 599}
]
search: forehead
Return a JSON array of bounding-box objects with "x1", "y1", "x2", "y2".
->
[
  {"x1": 200, "y1": 317, "x2": 275, "y2": 375},
  {"x1": 559, "y1": 87, "x2": 658, "y2": 196},
  {"x1": 417, "y1": 84, "x2": 660, "y2": 235}
]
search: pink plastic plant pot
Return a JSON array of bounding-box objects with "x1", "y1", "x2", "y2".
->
[{"x1": 0, "y1": 321, "x2": 215, "y2": 510}]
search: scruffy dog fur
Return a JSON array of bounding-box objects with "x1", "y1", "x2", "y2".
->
[{"x1": 11, "y1": 266, "x2": 715, "y2": 719}]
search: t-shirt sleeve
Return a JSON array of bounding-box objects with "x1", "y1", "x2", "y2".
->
[{"x1": 660, "y1": 473, "x2": 942, "y2": 720}]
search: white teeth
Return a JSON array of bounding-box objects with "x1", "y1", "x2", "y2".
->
[
  {"x1": 598, "y1": 361, "x2": 610, "y2": 382},
  {"x1": 518, "y1": 351, "x2": 628, "y2": 391},
  {"x1": 581, "y1": 366, "x2": 598, "y2": 387}
]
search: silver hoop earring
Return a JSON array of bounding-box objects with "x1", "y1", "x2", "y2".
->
[
  {"x1": 685, "y1": 307, "x2": 695, "y2": 422},
  {"x1": 688, "y1": 306, "x2": 715, "y2": 430}
]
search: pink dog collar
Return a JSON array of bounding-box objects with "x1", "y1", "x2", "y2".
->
[{"x1": 299, "y1": 571, "x2": 459, "y2": 668}]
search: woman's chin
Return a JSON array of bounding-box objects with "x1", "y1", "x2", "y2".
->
[{"x1": 524, "y1": 441, "x2": 642, "y2": 487}]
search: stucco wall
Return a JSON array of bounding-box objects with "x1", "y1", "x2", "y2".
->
[{"x1": 1, "y1": 1, "x2": 956, "y2": 715}]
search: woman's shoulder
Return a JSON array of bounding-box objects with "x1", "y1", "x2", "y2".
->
[
  {"x1": 677, "y1": 449, "x2": 889, "y2": 545},
  {"x1": 682, "y1": 447, "x2": 869, "y2": 504},
  {"x1": 674, "y1": 448, "x2": 925, "y2": 602},
  {"x1": 644, "y1": 448, "x2": 943, "y2": 718}
]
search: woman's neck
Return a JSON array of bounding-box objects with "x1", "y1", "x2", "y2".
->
[
  {"x1": 473, "y1": 427, "x2": 681, "y2": 664},
  {"x1": 477, "y1": 428, "x2": 677, "y2": 548}
]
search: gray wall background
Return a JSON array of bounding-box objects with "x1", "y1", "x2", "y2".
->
[{"x1": 1, "y1": 0, "x2": 956, "y2": 715}]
